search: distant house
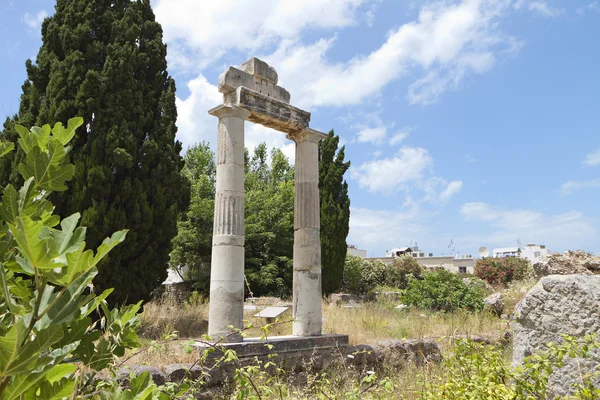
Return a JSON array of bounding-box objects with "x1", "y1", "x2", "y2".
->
[
  {"x1": 347, "y1": 244, "x2": 367, "y2": 258},
  {"x1": 492, "y1": 247, "x2": 521, "y2": 258},
  {"x1": 385, "y1": 247, "x2": 413, "y2": 257},
  {"x1": 520, "y1": 243, "x2": 549, "y2": 264},
  {"x1": 375, "y1": 244, "x2": 475, "y2": 274}
]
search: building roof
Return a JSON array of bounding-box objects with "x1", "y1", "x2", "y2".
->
[
  {"x1": 492, "y1": 247, "x2": 520, "y2": 254},
  {"x1": 390, "y1": 247, "x2": 412, "y2": 252}
]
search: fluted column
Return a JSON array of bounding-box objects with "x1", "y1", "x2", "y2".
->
[
  {"x1": 207, "y1": 104, "x2": 250, "y2": 342},
  {"x1": 288, "y1": 128, "x2": 327, "y2": 336}
]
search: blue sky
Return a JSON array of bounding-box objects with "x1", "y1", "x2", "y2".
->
[{"x1": 1, "y1": 0, "x2": 599, "y2": 257}]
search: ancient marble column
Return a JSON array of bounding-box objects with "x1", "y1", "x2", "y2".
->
[
  {"x1": 207, "y1": 104, "x2": 250, "y2": 342},
  {"x1": 289, "y1": 128, "x2": 327, "y2": 336}
]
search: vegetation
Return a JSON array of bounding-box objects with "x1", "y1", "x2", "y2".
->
[
  {"x1": 0, "y1": 118, "x2": 142, "y2": 398},
  {"x1": 342, "y1": 255, "x2": 424, "y2": 295},
  {"x1": 421, "y1": 335, "x2": 600, "y2": 399},
  {"x1": 387, "y1": 255, "x2": 424, "y2": 289},
  {"x1": 475, "y1": 257, "x2": 532, "y2": 285},
  {"x1": 170, "y1": 143, "x2": 216, "y2": 295},
  {"x1": 244, "y1": 144, "x2": 295, "y2": 297},
  {"x1": 403, "y1": 269, "x2": 486, "y2": 312},
  {"x1": 0, "y1": 0, "x2": 189, "y2": 306},
  {"x1": 342, "y1": 256, "x2": 387, "y2": 295},
  {"x1": 170, "y1": 143, "x2": 295, "y2": 297},
  {"x1": 319, "y1": 130, "x2": 351, "y2": 295}
]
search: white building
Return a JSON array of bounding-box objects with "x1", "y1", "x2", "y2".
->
[
  {"x1": 492, "y1": 247, "x2": 521, "y2": 258},
  {"x1": 347, "y1": 245, "x2": 367, "y2": 258},
  {"x1": 520, "y1": 243, "x2": 549, "y2": 264},
  {"x1": 376, "y1": 244, "x2": 475, "y2": 274},
  {"x1": 490, "y1": 244, "x2": 549, "y2": 264}
]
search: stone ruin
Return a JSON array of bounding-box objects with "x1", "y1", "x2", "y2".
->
[
  {"x1": 206, "y1": 57, "x2": 335, "y2": 344},
  {"x1": 513, "y1": 275, "x2": 600, "y2": 398},
  {"x1": 533, "y1": 250, "x2": 600, "y2": 278}
]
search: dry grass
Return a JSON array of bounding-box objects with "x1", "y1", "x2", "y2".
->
[
  {"x1": 322, "y1": 300, "x2": 505, "y2": 347},
  {"x1": 126, "y1": 291, "x2": 513, "y2": 368},
  {"x1": 137, "y1": 294, "x2": 209, "y2": 339}
]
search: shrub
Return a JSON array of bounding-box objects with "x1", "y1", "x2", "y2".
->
[
  {"x1": 342, "y1": 256, "x2": 386, "y2": 294},
  {"x1": 403, "y1": 269, "x2": 486, "y2": 312},
  {"x1": 421, "y1": 335, "x2": 600, "y2": 399},
  {"x1": 386, "y1": 255, "x2": 424, "y2": 289},
  {"x1": 475, "y1": 257, "x2": 531, "y2": 285},
  {"x1": 0, "y1": 119, "x2": 148, "y2": 397}
]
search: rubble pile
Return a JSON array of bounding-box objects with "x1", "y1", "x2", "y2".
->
[{"x1": 533, "y1": 250, "x2": 600, "y2": 278}]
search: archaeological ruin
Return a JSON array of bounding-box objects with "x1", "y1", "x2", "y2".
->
[{"x1": 207, "y1": 57, "x2": 331, "y2": 343}]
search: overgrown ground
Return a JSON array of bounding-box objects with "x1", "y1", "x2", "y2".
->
[{"x1": 125, "y1": 279, "x2": 535, "y2": 368}]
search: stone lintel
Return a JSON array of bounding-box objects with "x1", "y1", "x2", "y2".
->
[
  {"x1": 218, "y1": 66, "x2": 290, "y2": 104},
  {"x1": 287, "y1": 127, "x2": 328, "y2": 143},
  {"x1": 235, "y1": 86, "x2": 311, "y2": 134}
]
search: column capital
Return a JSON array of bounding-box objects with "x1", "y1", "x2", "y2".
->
[
  {"x1": 208, "y1": 104, "x2": 251, "y2": 120},
  {"x1": 287, "y1": 127, "x2": 328, "y2": 144}
]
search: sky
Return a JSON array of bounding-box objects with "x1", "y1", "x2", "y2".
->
[{"x1": 1, "y1": 0, "x2": 600, "y2": 257}]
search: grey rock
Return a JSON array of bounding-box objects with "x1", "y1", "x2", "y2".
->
[
  {"x1": 484, "y1": 292, "x2": 504, "y2": 316},
  {"x1": 375, "y1": 339, "x2": 442, "y2": 367},
  {"x1": 164, "y1": 363, "x2": 195, "y2": 382},
  {"x1": 512, "y1": 275, "x2": 600, "y2": 398}
]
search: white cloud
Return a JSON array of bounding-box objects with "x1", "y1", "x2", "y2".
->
[
  {"x1": 357, "y1": 127, "x2": 387, "y2": 144},
  {"x1": 264, "y1": 0, "x2": 519, "y2": 107},
  {"x1": 459, "y1": 202, "x2": 597, "y2": 251},
  {"x1": 175, "y1": 74, "x2": 222, "y2": 149},
  {"x1": 350, "y1": 146, "x2": 432, "y2": 195},
  {"x1": 154, "y1": 0, "x2": 365, "y2": 68},
  {"x1": 527, "y1": 1, "x2": 563, "y2": 17},
  {"x1": 23, "y1": 10, "x2": 47, "y2": 31},
  {"x1": 348, "y1": 205, "x2": 428, "y2": 254},
  {"x1": 423, "y1": 177, "x2": 463, "y2": 203},
  {"x1": 560, "y1": 179, "x2": 600, "y2": 195},
  {"x1": 389, "y1": 126, "x2": 412, "y2": 145},
  {"x1": 440, "y1": 180, "x2": 464, "y2": 201},
  {"x1": 584, "y1": 149, "x2": 600, "y2": 166}
]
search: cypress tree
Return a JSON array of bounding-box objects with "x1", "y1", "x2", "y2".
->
[
  {"x1": 319, "y1": 130, "x2": 351, "y2": 295},
  {"x1": 0, "y1": 0, "x2": 189, "y2": 305}
]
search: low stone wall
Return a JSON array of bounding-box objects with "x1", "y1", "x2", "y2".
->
[{"x1": 117, "y1": 337, "x2": 442, "y2": 388}]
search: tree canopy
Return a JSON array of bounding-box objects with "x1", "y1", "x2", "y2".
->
[{"x1": 0, "y1": 0, "x2": 189, "y2": 305}]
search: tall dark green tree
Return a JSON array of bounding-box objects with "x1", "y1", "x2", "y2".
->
[
  {"x1": 0, "y1": 0, "x2": 189, "y2": 305},
  {"x1": 319, "y1": 130, "x2": 351, "y2": 295}
]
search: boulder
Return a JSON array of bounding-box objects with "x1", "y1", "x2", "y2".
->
[
  {"x1": 483, "y1": 292, "x2": 504, "y2": 316},
  {"x1": 328, "y1": 293, "x2": 374, "y2": 306},
  {"x1": 513, "y1": 275, "x2": 600, "y2": 398},
  {"x1": 374, "y1": 339, "x2": 442, "y2": 367}
]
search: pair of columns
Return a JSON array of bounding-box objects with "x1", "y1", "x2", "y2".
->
[{"x1": 207, "y1": 104, "x2": 323, "y2": 342}]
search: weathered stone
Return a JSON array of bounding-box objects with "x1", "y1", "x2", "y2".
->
[
  {"x1": 375, "y1": 291, "x2": 403, "y2": 302},
  {"x1": 533, "y1": 250, "x2": 600, "y2": 278},
  {"x1": 207, "y1": 104, "x2": 250, "y2": 342},
  {"x1": 164, "y1": 363, "x2": 200, "y2": 382},
  {"x1": 484, "y1": 292, "x2": 504, "y2": 316},
  {"x1": 117, "y1": 365, "x2": 166, "y2": 386},
  {"x1": 236, "y1": 87, "x2": 310, "y2": 134},
  {"x1": 240, "y1": 57, "x2": 279, "y2": 84},
  {"x1": 513, "y1": 275, "x2": 600, "y2": 398},
  {"x1": 207, "y1": 58, "x2": 326, "y2": 340},
  {"x1": 374, "y1": 339, "x2": 443, "y2": 367}
]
